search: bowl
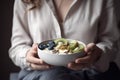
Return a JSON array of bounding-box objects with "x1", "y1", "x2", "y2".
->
[{"x1": 37, "y1": 38, "x2": 86, "y2": 66}]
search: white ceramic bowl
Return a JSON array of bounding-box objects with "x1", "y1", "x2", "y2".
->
[{"x1": 38, "y1": 39, "x2": 86, "y2": 66}]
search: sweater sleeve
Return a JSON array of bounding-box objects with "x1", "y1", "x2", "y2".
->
[
  {"x1": 9, "y1": 0, "x2": 32, "y2": 69},
  {"x1": 94, "y1": 0, "x2": 120, "y2": 72}
]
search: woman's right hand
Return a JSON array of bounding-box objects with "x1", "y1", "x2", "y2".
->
[{"x1": 26, "y1": 43, "x2": 52, "y2": 70}]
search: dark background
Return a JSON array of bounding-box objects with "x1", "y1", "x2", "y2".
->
[
  {"x1": 0, "y1": 0, "x2": 120, "y2": 80},
  {"x1": 0, "y1": 0, "x2": 20, "y2": 80}
]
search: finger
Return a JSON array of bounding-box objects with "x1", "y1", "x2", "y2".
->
[
  {"x1": 84, "y1": 43, "x2": 96, "y2": 53},
  {"x1": 29, "y1": 50, "x2": 39, "y2": 58},
  {"x1": 26, "y1": 56, "x2": 44, "y2": 64},
  {"x1": 32, "y1": 43, "x2": 38, "y2": 51},
  {"x1": 75, "y1": 54, "x2": 91, "y2": 64},
  {"x1": 30, "y1": 63, "x2": 50, "y2": 70},
  {"x1": 76, "y1": 51, "x2": 101, "y2": 64},
  {"x1": 68, "y1": 62, "x2": 85, "y2": 70}
]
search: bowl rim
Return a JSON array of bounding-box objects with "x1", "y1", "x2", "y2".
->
[
  {"x1": 38, "y1": 48, "x2": 85, "y2": 56},
  {"x1": 38, "y1": 38, "x2": 86, "y2": 55}
]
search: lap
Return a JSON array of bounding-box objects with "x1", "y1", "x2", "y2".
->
[
  {"x1": 10, "y1": 73, "x2": 19, "y2": 80},
  {"x1": 18, "y1": 62, "x2": 120, "y2": 80},
  {"x1": 18, "y1": 66, "x2": 85, "y2": 80}
]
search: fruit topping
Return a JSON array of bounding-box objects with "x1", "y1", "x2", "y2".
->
[
  {"x1": 38, "y1": 43, "x2": 46, "y2": 50},
  {"x1": 54, "y1": 38, "x2": 68, "y2": 46},
  {"x1": 68, "y1": 40, "x2": 78, "y2": 50},
  {"x1": 38, "y1": 38, "x2": 85, "y2": 54},
  {"x1": 72, "y1": 44, "x2": 84, "y2": 53}
]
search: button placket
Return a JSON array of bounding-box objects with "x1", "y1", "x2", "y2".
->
[
  {"x1": 46, "y1": 0, "x2": 78, "y2": 38},
  {"x1": 53, "y1": 17, "x2": 62, "y2": 38},
  {"x1": 46, "y1": 0, "x2": 62, "y2": 38}
]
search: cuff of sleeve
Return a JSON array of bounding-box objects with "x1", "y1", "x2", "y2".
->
[
  {"x1": 17, "y1": 46, "x2": 31, "y2": 70},
  {"x1": 96, "y1": 42, "x2": 108, "y2": 54}
]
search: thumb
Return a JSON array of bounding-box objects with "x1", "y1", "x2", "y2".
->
[
  {"x1": 84, "y1": 43, "x2": 95, "y2": 53},
  {"x1": 32, "y1": 43, "x2": 38, "y2": 51}
]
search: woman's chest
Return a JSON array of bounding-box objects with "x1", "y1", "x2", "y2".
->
[
  {"x1": 53, "y1": 0, "x2": 74, "y2": 22},
  {"x1": 27, "y1": 0, "x2": 102, "y2": 42}
]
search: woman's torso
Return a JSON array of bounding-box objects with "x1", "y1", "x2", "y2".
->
[{"x1": 27, "y1": 0, "x2": 103, "y2": 45}]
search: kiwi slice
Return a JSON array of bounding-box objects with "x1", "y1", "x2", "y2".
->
[
  {"x1": 69, "y1": 40, "x2": 78, "y2": 50},
  {"x1": 54, "y1": 38, "x2": 68, "y2": 45},
  {"x1": 72, "y1": 44, "x2": 84, "y2": 53}
]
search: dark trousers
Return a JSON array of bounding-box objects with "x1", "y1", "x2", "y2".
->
[
  {"x1": 17, "y1": 62, "x2": 120, "y2": 80},
  {"x1": 95, "y1": 62, "x2": 120, "y2": 80}
]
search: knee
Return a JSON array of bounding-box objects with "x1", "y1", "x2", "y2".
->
[
  {"x1": 40, "y1": 67, "x2": 72, "y2": 80},
  {"x1": 40, "y1": 72, "x2": 73, "y2": 80}
]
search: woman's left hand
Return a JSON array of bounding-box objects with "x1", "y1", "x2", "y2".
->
[{"x1": 67, "y1": 43, "x2": 103, "y2": 70}]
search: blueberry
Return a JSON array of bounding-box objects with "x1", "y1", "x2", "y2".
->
[
  {"x1": 43, "y1": 44, "x2": 48, "y2": 48},
  {"x1": 48, "y1": 40, "x2": 56, "y2": 47},
  {"x1": 38, "y1": 43, "x2": 45, "y2": 50},
  {"x1": 46, "y1": 43, "x2": 50, "y2": 47},
  {"x1": 48, "y1": 46, "x2": 54, "y2": 50},
  {"x1": 39, "y1": 40, "x2": 56, "y2": 50},
  {"x1": 48, "y1": 44, "x2": 56, "y2": 50}
]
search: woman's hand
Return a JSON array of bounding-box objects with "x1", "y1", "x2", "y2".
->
[
  {"x1": 67, "y1": 43, "x2": 103, "y2": 70},
  {"x1": 26, "y1": 43, "x2": 52, "y2": 70}
]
